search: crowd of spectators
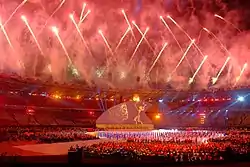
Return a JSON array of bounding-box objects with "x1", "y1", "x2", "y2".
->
[
  {"x1": 1, "y1": 125, "x2": 250, "y2": 164},
  {"x1": 97, "y1": 130, "x2": 225, "y2": 143},
  {"x1": 0, "y1": 127, "x2": 98, "y2": 143},
  {"x1": 82, "y1": 130, "x2": 250, "y2": 163}
]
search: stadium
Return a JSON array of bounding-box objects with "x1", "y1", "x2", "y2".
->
[{"x1": 0, "y1": 0, "x2": 250, "y2": 165}]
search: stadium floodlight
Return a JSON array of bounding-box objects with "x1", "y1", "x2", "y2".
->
[{"x1": 237, "y1": 96, "x2": 244, "y2": 102}]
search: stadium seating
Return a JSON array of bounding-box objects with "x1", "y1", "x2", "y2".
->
[{"x1": 0, "y1": 110, "x2": 17, "y2": 126}]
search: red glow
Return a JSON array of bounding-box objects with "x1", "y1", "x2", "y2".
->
[
  {"x1": 52, "y1": 94, "x2": 61, "y2": 99},
  {"x1": 89, "y1": 111, "x2": 94, "y2": 115},
  {"x1": 26, "y1": 108, "x2": 35, "y2": 115}
]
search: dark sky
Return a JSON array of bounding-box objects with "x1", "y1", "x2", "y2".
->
[
  {"x1": 162, "y1": 0, "x2": 250, "y2": 30},
  {"x1": 223, "y1": 0, "x2": 250, "y2": 29}
]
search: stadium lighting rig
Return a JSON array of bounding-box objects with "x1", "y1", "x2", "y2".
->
[{"x1": 237, "y1": 96, "x2": 244, "y2": 102}]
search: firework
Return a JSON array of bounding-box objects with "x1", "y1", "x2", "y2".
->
[
  {"x1": 167, "y1": 16, "x2": 207, "y2": 59},
  {"x1": 21, "y1": 15, "x2": 44, "y2": 75},
  {"x1": 98, "y1": 29, "x2": 116, "y2": 67},
  {"x1": 0, "y1": 18, "x2": 24, "y2": 70},
  {"x1": 234, "y1": 63, "x2": 248, "y2": 86},
  {"x1": 160, "y1": 15, "x2": 193, "y2": 75},
  {"x1": 51, "y1": 26, "x2": 72, "y2": 64},
  {"x1": 169, "y1": 39, "x2": 195, "y2": 81},
  {"x1": 132, "y1": 21, "x2": 155, "y2": 55},
  {"x1": 203, "y1": 27, "x2": 233, "y2": 84},
  {"x1": 39, "y1": 0, "x2": 66, "y2": 35},
  {"x1": 98, "y1": 30, "x2": 114, "y2": 56},
  {"x1": 203, "y1": 28, "x2": 232, "y2": 56},
  {"x1": 167, "y1": 16, "x2": 191, "y2": 38},
  {"x1": 47, "y1": 64, "x2": 52, "y2": 73},
  {"x1": 129, "y1": 27, "x2": 149, "y2": 64},
  {"x1": 212, "y1": 57, "x2": 231, "y2": 85},
  {"x1": 148, "y1": 42, "x2": 168, "y2": 73},
  {"x1": 3, "y1": 0, "x2": 28, "y2": 27},
  {"x1": 189, "y1": 55, "x2": 208, "y2": 84},
  {"x1": 160, "y1": 16, "x2": 183, "y2": 52},
  {"x1": 21, "y1": 15, "x2": 44, "y2": 55},
  {"x1": 78, "y1": 9, "x2": 91, "y2": 26},
  {"x1": 214, "y1": 14, "x2": 241, "y2": 33},
  {"x1": 80, "y1": 3, "x2": 87, "y2": 21},
  {"x1": 203, "y1": 28, "x2": 232, "y2": 84},
  {"x1": 52, "y1": 26, "x2": 80, "y2": 77},
  {"x1": 69, "y1": 13, "x2": 92, "y2": 57},
  {"x1": 114, "y1": 27, "x2": 131, "y2": 52},
  {"x1": 121, "y1": 9, "x2": 136, "y2": 42},
  {"x1": 0, "y1": 19, "x2": 14, "y2": 50},
  {"x1": 0, "y1": 1, "x2": 247, "y2": 89}
]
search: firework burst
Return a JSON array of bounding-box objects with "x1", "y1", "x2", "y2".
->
[{"x1": 0, "y1": 0, "x2": 247, "y2": 90}]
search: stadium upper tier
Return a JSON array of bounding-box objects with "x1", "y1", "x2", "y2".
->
[
  {"x1": 0, "y1": 74, "x2": 250, "y2": 97},
  {"x1": 0, "y1": 74, "x2": 249, "y2": 110},
  {"x1": 0, "y1": 73, "x2": 250, "y2": 128}
]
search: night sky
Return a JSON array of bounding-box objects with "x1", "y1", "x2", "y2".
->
[{"x1": 149, "y1": 0, "x2": 250, "y2": 30}]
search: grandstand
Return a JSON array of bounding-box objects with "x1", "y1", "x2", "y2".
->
[{"x1": 0, "y1": 74, "x2": 250, "y2": 128}]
